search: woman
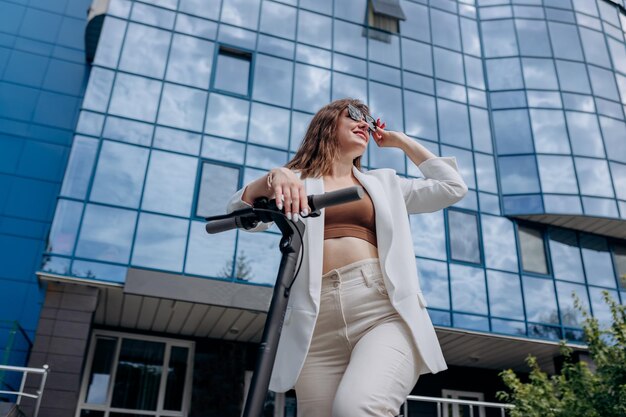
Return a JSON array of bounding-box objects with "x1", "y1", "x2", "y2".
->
[{"x1": 228, "y1": 98, "x2": 467, "y2": 417}]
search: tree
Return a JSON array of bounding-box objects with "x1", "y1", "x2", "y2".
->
[{"x1": 497, "y1": 292, "x2": 626, "y2": 417}]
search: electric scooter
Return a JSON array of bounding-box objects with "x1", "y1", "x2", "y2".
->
[{"x1": 205, "y1": 186, "x2": 364, "y2": 417}]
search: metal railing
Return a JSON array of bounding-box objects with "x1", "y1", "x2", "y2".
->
[
  {"x1": 0, "y1": 364, "x2": 50, "y2": 417},
  {"x1": 403, "y1": 394, "x2": 515, "y2": 417}
]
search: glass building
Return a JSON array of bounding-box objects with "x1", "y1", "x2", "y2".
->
[{"x1": 2, "y1": 0, "x2": 626, "y2": 416}]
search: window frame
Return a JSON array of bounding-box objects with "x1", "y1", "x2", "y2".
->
[
  {"x1": 446, "y1": 208, "x2": 483, "y2": 266},
  {"x1": 517, "y1": 222, "x2": 550, "y2": 276},
  {"x1": 193, "y1": 159, "x2": 243, "y2": 220},
  {"x1": 211, "y1": 44, "x2": 254, "y2": 98}
]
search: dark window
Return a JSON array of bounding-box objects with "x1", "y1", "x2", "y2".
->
[
  {"x1": 196, "y1": 161, "x2": 240, "y2": 218},
  {"x1": 448, "y1": 210, "x2": 481, "y2": 264},
  {"x1": 614, "y1": 244, "x2": 626, "y2": 290},
  {"x1": 518, "y1": 224, "x2": 548, "y2": 274},
  {"x1": 213, "y1": 46, "x2": 252, "y2": 96}
]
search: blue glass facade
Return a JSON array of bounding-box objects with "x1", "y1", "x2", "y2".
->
[
  {"x1": 4, "y1": 0, "x2": 626, "y2": 366},
  {"x1": 0, "y1": 0, "x2": 91, "y2": 363}
]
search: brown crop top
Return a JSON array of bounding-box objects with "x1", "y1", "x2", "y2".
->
[{"x1": 324, "y1": 189, "x2": 377, "y2": 246}]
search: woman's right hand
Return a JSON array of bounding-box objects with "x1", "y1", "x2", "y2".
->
[{"x1": 268, "y1": 167, "x2": 309, "y2": 221}]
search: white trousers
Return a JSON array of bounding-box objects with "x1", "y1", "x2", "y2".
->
[{"x1": 295, "y1": 259, "x2": 421, "y2": 417}]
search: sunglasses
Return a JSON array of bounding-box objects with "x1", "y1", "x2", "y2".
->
[{"x1": 347, "y1": 104, "x2": 377, "y2": 132}]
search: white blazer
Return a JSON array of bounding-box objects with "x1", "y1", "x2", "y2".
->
[{"x1": 227, "y1": 156, "x2": 468, "y2": 393}]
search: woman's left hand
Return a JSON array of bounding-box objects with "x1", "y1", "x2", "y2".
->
[{"x1": 371, "y1": 119, "x2": 408, "y2": 149}]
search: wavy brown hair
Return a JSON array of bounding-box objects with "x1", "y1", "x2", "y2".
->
[{"x1": 286, "y1": 98, "x2": 371, "y2": 179}]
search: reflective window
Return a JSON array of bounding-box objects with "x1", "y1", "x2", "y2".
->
[
  {"x1": 450, "y1": 263, "x2": 487, "y2": 314},
  {"x1": 486, "y1": 58, "x2": 523, "y2": 90},
  {"x1": 259, "y1": 1, "x2": 296, "y2": 39},
  {"x1": 300, "y1": 0, "x2": 330, "y2": 14},
  {"x1": 61, "y1": 136, "x2": 98, "y2": 199},
  {"x1": 492, "y1": 110, "x2": 533, "y2": 154},
  {"x1": 217, "y1": 24, "x2": 257, "y2": 50},
  {"x1": 47, "y1": 200, "x2": 83, "y2": 255},
  {"x1": 333, "y1": 53, "x2": 367, "y2": 77},
  {"x1": 487, "y1": 270, "x2": 524, "y2": 320},
  {"x1": 293, "y1": 64, "x2": 331, "y2": 113},
  {"x1": 529, "y1": 110, "x2": 570, "y2": 154},
  {"x1": 213, "y1": 48, "x2": 251, "y2": 96},
  {"x1": 131, "y1": 2, "x2": 175, "y2": 28},
  {"x1": 589, "y1": 287, "x2": 619, "y2": 327},
  {"x1": 464, "y1": 55, "x2": 485, "y2": 90},
  {"x1": 402, "y1": 39, "x2": 432, "y2": 76},
  {"x1": 258, "y1": 34, "x2": 294, "y2": 59},
  {"x1": 580, "y1": 234, "x2": 617, "y2": 288},
  {"x1": 498, "y1": 155, "x2": 540, "y2": 194},
  {"x1": 221, "y1": 0, "x2": 260, "y2": 30},
  {"x1": 201, "y1": 136, "x2": 245, "y2": 165},
  {"x1": 490, "y1": 91, "x2": 526, "y2": 109},
  {"x1": 132, "y1": 213, "x2": 188, "y2": 272},
  {"x1": 249, "y1": 103, "x2": 290, "y2": 149},
  {"x1": 460, "y1": 17, "x2": 481, "y2": 56},
  {"x1": 334, "y1": 20, "x2": 367, "y2": 59},
  {"x1": 416, "y1": 258, "x2": 449, "y2": 309},
  {"x1": 566, "y1": 112, "x2": 605, "y2": 157},
  {"x1": 142, "y1": 151, "x2": 197, "y2": 217},
  {"x1": 297, "y1": 44, "x2": 331, "y2": 68},
  {"x1": 481, "y1": 214, "x2": 519, "y2": 272},
  {"x1": 154, "y1": 126, "x2": 201, "y2": 156},
  {"x1": 555, "y1": 60, "x2": 591, "y2": 94},
  {"x1": 401, "y1": 1, "x2": 430, "y2": 42},
  {"x1": 613, "y1": 244, "x2": 626, "y2": 290},
  {"x1": 481, "y1": 19, "x2": 518, "y2": 57},
  {"x1": 437, "y1": 80, "x2": 466, "y2": 103},
  {"x1": 438, "y1": 99, "x2": 471, "y2": 148},
  {"x1": 610, "y1": 162, "x2": 626, "y2": 200},
  {"x1": 515, "y1": 19, "x2": 551, "y2": 57},
  {"x1": 549, "y1": 21, "x2": 583, "y2": 60},
  {"x1": 235, "y1": 231, "x2": 281, "y2": 284},
  {"x1": 527, "y1": 91, "x2": 562, "y2": 108},
  {"x1": 556, "y1": 281, "x2": 590, "y2": 328},
  {"x1": 582, "y1": 197, "x2": 618, "y2": 218},
  {"x1": 588, "y1": 65, "x2": 619, "y2": 101},
  {"x1": 196, "y1": 162, "x2": 240, "y2": 217},
  {"x1": 607, "y1": 37, "x2": 626, "y2": 75},
  {"x1": 334, "y1": 0, "x2": 367, "y2": 24},
  {"x1": 470, "y1": 107, "x2": 493, "y2": 153},
  {"x1": 369, "y1": 82, "x2": 404, "y2": 131},
  {"x1": 549, "y1": 229, "x2": 584, "y2": 283},
  {"x1": 93, "y1": 17, "x2": 126, "y2": 68},
  {"x1": 109, "y1": 73, "x2": 161, "y2": 123},
  {"x1": 253, "y1": 54, "x2": 294, "y2": 107},
  {"x1": 410, "y1": 211, "x2": 446, "y2": 260},
  {"x1": 186, "y1": 222, "x2": 236, "y2": 278},
  {"x1": 518, "y1": 224, "x2": 548, "y2": 274},
  {"x1": 103, "y1": 116, "x2": 153, "y2": 146},
  {"x1": 246, "y1": 144, "x2": 287, "y2": 170},
  {"x1": 474, "y1": 153, "x2": 498, "y2": 193},
  {"x1": 297, "y1": 10, "x2": 331, "y2": 49},
  {"x1": 448, "y1": 210, "x2": 481, "y2": 264},
  {"x1": 82, "y1": 67, "x2": 114, "y2": 113},
  {"x1": 544, "y1": 194, "x2": 582, "y2": 215},
  {"x1": 76, "y1": 111, "x2": 105, "y2": 137},
  {"x1": 368, "y1": 33, "x2": 400, "y2": 68},
  {"x1": 433, "y1": 47, "x2": 463, "y2": 84},
  {"x1": 575, "y1": 157, "x2": 614, "y2": 198},
  {"x1": 119, "y1": 23, "x2": 170, "y2": 78},
  {"x1": 579, "y1": 27, "x2": 611, "y2": 68},
  {"x1": 75, "y1": 204, "x2": 137, "y2": 263},
  {"x1": 90, "y1": 141, "x2": 149, "y2": 208},
  {"x1": 522, "y1": 58, "x2": 558, "y2": 90},
  {"x1": 165, "y1": 34, "x2": 214, "y2": 89},
  {"x1": 290, "y1": 111, "x2": 313, "y2": 152},
  {"x1": 158, "y1": 84, "x2": 207, "y2": 132},
  {"x1": 204, "y1": 93, "x2": 249, "y2": 140},
  {"x1": 523, "y1": 276, "x2": 559, "y2": 324},
  {"x1": 537, "y1": 155, "x2": 578, "y2": 194},
  {"x1": 431, "y1": 9, "x2": 461, "y2": 51},
  {"x1": 175, "y1": 14, "x2": 218, "y2": 39},
  {"x1": 404, "y1": 91, "x2": 437, "y2": 141},
  {"x1": 332, "y1": 72, "x2": 367, "y2": 104},
  {"x1": 178, "y1": 0, "x2": 221, "y2": 20}
]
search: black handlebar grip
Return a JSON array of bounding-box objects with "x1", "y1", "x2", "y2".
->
[
  {"x1": 205, "y1": 217, "x2": 239, "y2": 234},
  {"x1": 309, "y1": 186, "x2": 364, "y2": 211}
]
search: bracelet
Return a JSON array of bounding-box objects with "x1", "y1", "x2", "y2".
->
[{"x1": 266, "y1": 171, "x2": 274, "y2": 190}]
